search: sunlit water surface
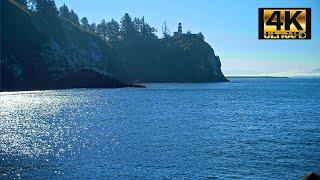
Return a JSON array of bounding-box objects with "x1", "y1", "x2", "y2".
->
[{"x1": 1, "y1": 78, "x2": 319, "y2": 179}]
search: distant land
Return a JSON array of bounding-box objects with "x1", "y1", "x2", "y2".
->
[
  {"x1": 227, "y1": 75, "x2": 320, "y2": 79},
  {"x1": 291, "y1": 76, "x2": 320, "y2": 78},
  {"x1": 311, "y1": 68, "x2": 320, "y2": 74},
  {"x1": 227, "y1": 76, "x2": 289, "y2": 78}
]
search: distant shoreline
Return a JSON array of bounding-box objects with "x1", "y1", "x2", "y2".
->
[
  {"x1": 226, "y1": 76, "x2": 289, "y2": 78},
  {"x1": 227, "y1": 76, "x2": 320, "y2": 79}
]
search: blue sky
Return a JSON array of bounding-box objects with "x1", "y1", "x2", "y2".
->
[{"x1": 55, "y1": 0, "x2": 320, "y2": 76}]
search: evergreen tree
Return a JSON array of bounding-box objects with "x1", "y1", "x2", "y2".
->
[
  {"x1": 81, "y1": 17, "x2": 90, "y2": 30},
  {"x1": 69, "y1": 10, "x2": 80, "y2": 25},
  {"x1": 97, "y1": 19, "x2": 107, "y2": 40},
  {"x1": 105, "y1": 19, "x2": 120, "y2": 43},
  {"x1": 137, "y1": 17, "x2": 156, "y2": 39},
  {"x1": 120, "y1": 13, "x2": 136, "y2": 41},
  {"x1": 162, "y1": 21, "x2": 171, "y2": 38},
  {"x1": 89, "y1": 23, "x2": 97, "y2": 33},
  {"x1": 59, "y1": 4, "x2": 70, "y2": 19},
  {"x1": 16, "y1": 0, "x2": 36, "y2": 9},
  {"x1": 198, "y1": 32, "x2": 204, "y2": 40},
  {"x1": 141, "y1": 22, "x2": 157, "y2": 39},
  {"x1": 34, "y1": 0, "x2": 59, "y2": 21},
  {"x1": 133, "y1": 17, "x2": 142, "y2": 32},
  {"x1": 140, "y1": 17, "x2": 145, "y2": 30}
]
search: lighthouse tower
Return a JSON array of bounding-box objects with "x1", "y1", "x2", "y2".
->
[
  {"x1": 174, "y1": 22, "x2": 183, "y2": 37},
  {"x1": 178, "y1": 23, "x2": 182, "y2": 34}
]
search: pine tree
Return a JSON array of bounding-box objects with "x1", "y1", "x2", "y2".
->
[
  {"x1": 141, "y1": 22, "x2": 157, "y2": 39},
  {"x1": 97, "y1": 19, "x2": 107, "y2": 40},
  {"x1": 162, "y1": 21, "x2": 171, "y2": 38},
  {"x1": 59, "y1": 4, "x2": 70, "y2": 19},
  {"x1": 120, "y1": 13, "x2": 135, "y2": 41},
  {"x1": 69, "y1": 10, "x2": 80, "y2": 25},
  {"x1": 133, "y1": 17, "x2": 141, "y2": 32},
  {"x1": 89, "y1": 23, "x2": 97, "y2": 33},
  {"x1": 81, "y1": 17, "x2": 90, "y2": 30},
  {"x1": 106, "y1": 19, "x2": 120, "y2": 43},
  {"x1": 34, "y1": 0, "x2": 59, "y2": 21},
  {"x1": 198, "y1": 32, "x2": 204, "y2": 39}
]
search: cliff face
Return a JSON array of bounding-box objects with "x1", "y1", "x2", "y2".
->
[
  {"x1": 1, "y1": 0, "x2": 227, "y2": 91},
  {"x1": 158, "y1": 34, "x2": 227, "y2": 82},
  {"x1": 1, "y1": 0, "x2": 124, "y2": 90},
  {"x1": 112, "y1": 32, "x2": 228, "y2": 83}
]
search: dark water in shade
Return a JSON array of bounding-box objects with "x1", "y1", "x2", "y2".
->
[{"x1": 1, "y1": 78, "x2": 319, "y2": 179}]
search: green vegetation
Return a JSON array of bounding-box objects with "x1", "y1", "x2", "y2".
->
[{"x1": 1, "y1": 0, "x2": 227, "y2": 90}]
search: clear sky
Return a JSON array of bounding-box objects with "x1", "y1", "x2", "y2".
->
[{"x1": 55, "y1": 0, "x2": 320, "y2": 76}]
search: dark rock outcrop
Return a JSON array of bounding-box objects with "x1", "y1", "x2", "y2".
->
[
  {"x1": 0, "y1": 68, "x2": 144, "y2": 91},
  {"x1": 303, "y1": 172, "x2": 320, "y2": 180},
  {"x1": 58, "y1": 68, "x2": 144, "y2": 89}
]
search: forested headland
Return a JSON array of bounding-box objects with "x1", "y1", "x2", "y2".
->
[{"x1": 1, "y1": 0, "x2": 228, "y2": 91}]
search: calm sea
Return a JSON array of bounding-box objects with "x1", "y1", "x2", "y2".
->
[{"x1": 1, "y1": 78, "x2": 319, "y2": 179}]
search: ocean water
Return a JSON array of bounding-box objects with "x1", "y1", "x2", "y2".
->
[{"x1": 0, "y1": 78, "x2": 319, "y2": 179}]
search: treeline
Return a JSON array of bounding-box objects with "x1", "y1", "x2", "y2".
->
[
  {"x1": 16, "y1": 0, "x2": 171, "y2": 45},
  {"x1": 7, "y1": 0, "x2": 227, "y2": 83}
]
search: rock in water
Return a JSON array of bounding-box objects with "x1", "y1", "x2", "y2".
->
[{"x1": 303, "y1": 172, "x2": 320, "y2": 180}]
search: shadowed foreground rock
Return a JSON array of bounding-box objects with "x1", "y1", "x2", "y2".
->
[
  {"x1": 303, "y1": 172, "x2": 320, "y2": 180},
  {"x1": 0, "y1": 68, "x2": 144, "y2": 91},
  {"x1": 59, "y1": 68, "x2": 145, "y2": 89}
]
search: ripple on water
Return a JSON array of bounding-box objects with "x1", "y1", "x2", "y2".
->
[{"x1": 1, "y1": 79, "x2": 320, "y2": 179}]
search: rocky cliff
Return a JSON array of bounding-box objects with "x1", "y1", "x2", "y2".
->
[{"x1": 1, "y1": 0, "x2": 227, "y2": 91}]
